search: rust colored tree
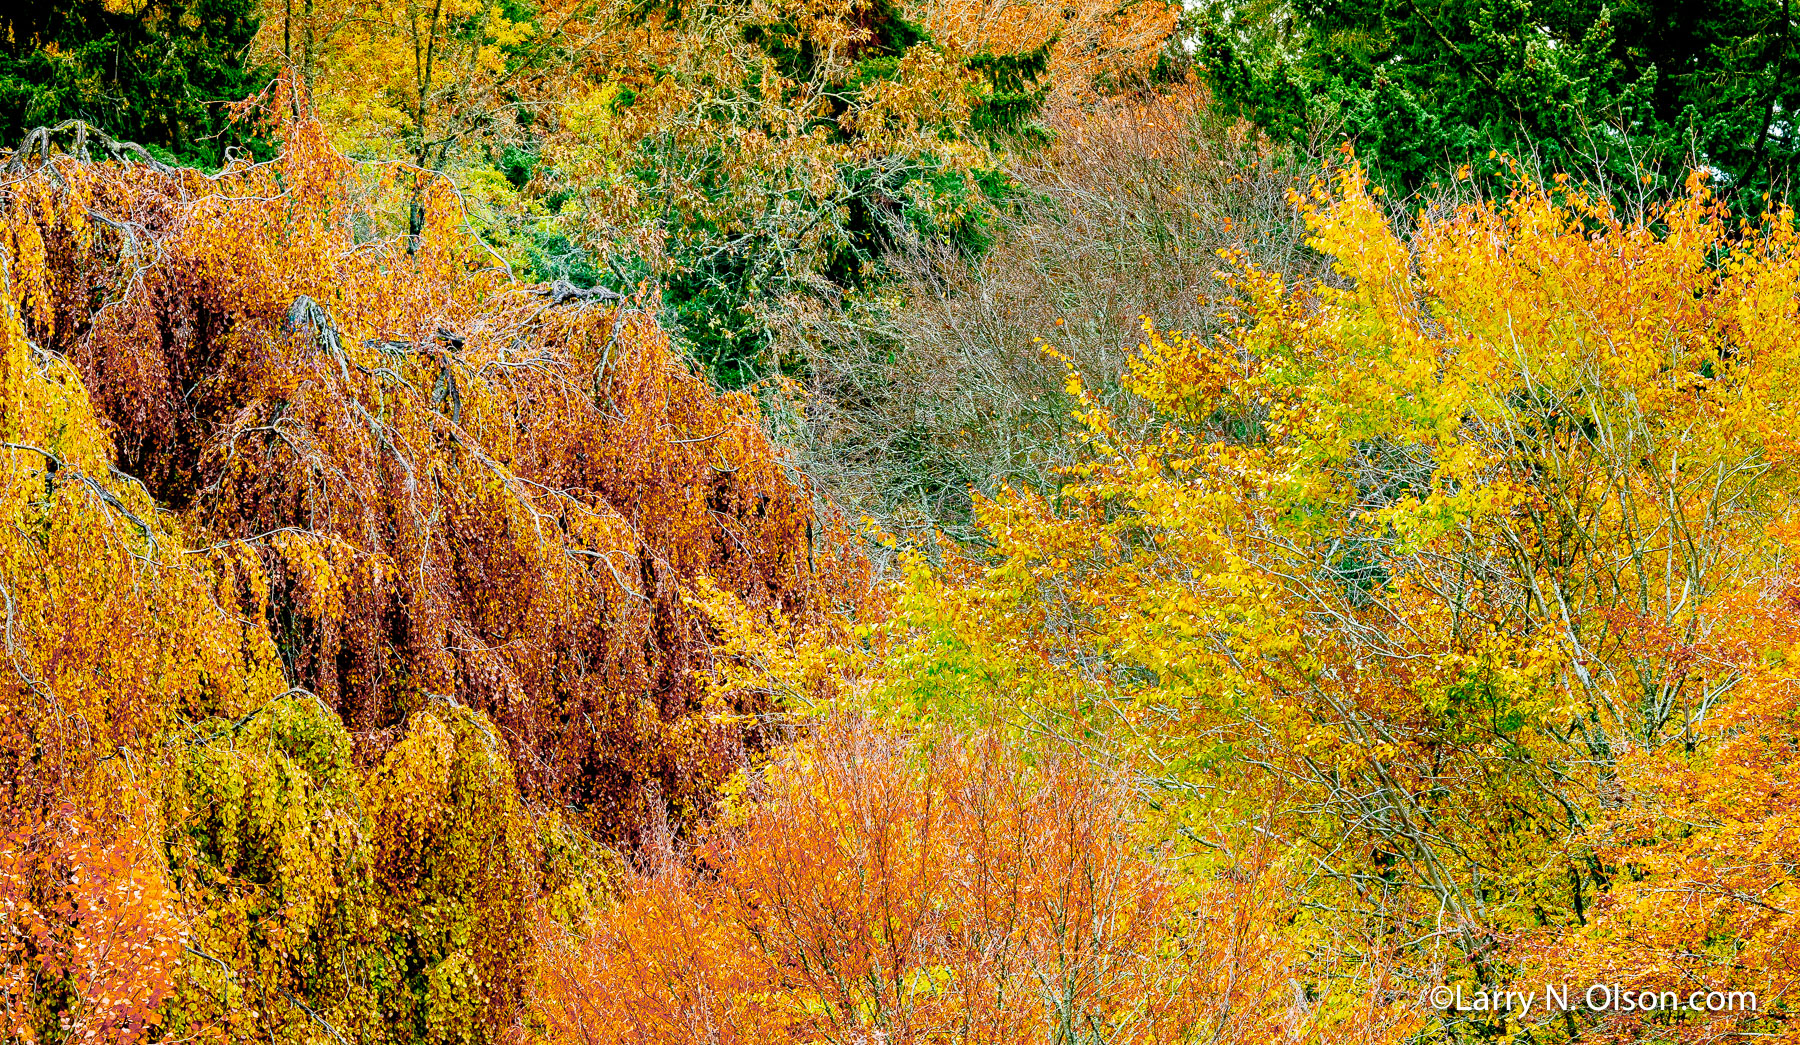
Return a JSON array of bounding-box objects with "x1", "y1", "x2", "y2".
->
[{"x1": 0, "y1": 112, "x2": 865, "y2": 1042}]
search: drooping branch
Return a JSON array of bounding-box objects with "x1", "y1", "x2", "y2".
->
[
  {"x1": 5, "y1": 120, "x2": 181, "y2": 175},
  {"x1": 1, "y1": 442, "x2": 158, "y2": 550},
  {"x1": 535, "y1": 279, "x2": 624, "y2": 306}
]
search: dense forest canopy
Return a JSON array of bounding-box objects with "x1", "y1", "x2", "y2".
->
[{"x1": 3, "y1": 1, "x2": 1800, "y2": 1044}]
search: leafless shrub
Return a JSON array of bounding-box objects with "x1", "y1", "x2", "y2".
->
[{"x1": 778, "y1": 84, "x2": 1333, "y2": 542}]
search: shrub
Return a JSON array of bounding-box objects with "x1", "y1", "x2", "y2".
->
[
  {"x1": 529, "y1": 718, "x2": 1356, "y2": 1045},
  {"x1": 783, "y1": 83, "x2": 1321, "y2": 540}
]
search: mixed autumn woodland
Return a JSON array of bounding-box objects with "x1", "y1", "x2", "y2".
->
[{"x1": 3, "y1": 1, "x2": 1800, "y2": 1043}]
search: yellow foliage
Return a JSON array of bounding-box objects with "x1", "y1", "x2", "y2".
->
[
  {"x1": 0, "y1": 107, "x2": 853, "y2": 1041},
  {"x1": 881, "y1": 162, "x2": 1800, "y2": 1034}
]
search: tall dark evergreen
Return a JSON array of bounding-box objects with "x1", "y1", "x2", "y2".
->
[
  {"x1": 967, "y1": 39, "x2": 1052, "y2": 138},
  {"x1": 1197, "y1": 0, "x2": 1799, "y2": 205},
  {"x1": 0, "y1": 0, "x2": 272, "y2": 168}
]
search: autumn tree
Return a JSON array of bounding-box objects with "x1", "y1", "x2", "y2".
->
[
  {"x1": 530, "y1": 717, "x2": 1409, "y2": 1045},
  {"x1": 0, "y1": 105, "x2": 863, "y2": 1041},
  {"x1": 534, "y1": 0, "x2": 979, "y2": 384},
  {"x1": 915, "y1": 0, "x2": 1180, "y2": 109},
  {"x1": 873, "y1": 160, "x2": 1800, "y2": 1035}
]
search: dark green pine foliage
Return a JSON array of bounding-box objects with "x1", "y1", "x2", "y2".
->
[
  {"x1": 0, "y1": 0, "x2": 272, "y2": 169},
  {"x1": 967, "y1": 38, "x2": 1052, "y2": 138},
  {"x1": 1196, "y1": 0, "x2": 1799, "y2": 207}
]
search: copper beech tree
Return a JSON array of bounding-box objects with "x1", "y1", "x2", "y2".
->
[{"x1": 0, "y1": 112, "x2": 863, "y2": 1043}]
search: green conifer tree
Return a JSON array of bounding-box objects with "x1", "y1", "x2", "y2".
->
[{"x1": 0, "y1": 0, "x2": 272, "y2": 168}]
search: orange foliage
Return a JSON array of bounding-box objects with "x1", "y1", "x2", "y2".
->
[
  {"x1": 0, "y1": 110, "x2": 866, "y2": 1040},
  {"x1": 915, "y1": 0, "x2": 1179, "y2": 108},
  {"x1": 10, "y1": 113, "x2": 854, "y2": 836},
  {"x1": 1519, "y1": 568, "x2": 1800, "y2": 1043},
  {"x1": 1, "y1": 812, "x2": 181, "y2": 1044},
  {"x1": 530, "y1": 719, "x2": 1401, "y2": 1045}
]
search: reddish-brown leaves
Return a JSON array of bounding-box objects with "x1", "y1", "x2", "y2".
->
[{"x1": 9, "y1": 116, "x2": 854, "y2": 843}]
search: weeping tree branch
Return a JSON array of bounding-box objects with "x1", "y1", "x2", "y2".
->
[{"x1": 5, "y1": 120, "x2": 181, "y2": 175}]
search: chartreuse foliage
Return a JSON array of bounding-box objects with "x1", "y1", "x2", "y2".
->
[
  {"x1": 365, "y1": 704, "x2": 533, "y2": 1043},
  {"x1": 161, "y1": 695, "x2": 370, "y2": 1042},
  {"x1": 160, "y1": 697, "x2": 536, "y2": 1044},
  {"x1": 849, "y1": 166, "x2": 1800, "y2": 1038},
  {"x1": 0, "y1": 110, "x2": 857, "y2": 1042}
]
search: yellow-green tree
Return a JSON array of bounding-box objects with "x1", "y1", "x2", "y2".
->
[{"x1": 873, "y1": 162, "x2": 1800, "y2": 1035}]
